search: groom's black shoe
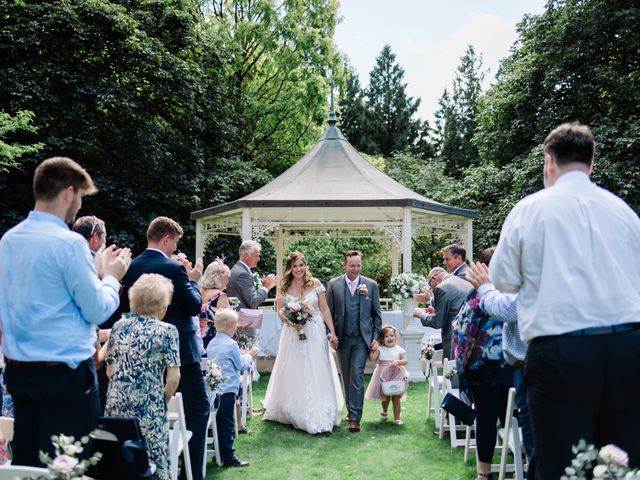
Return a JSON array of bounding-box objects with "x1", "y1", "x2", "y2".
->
[
  {"x1": 348, "y1": 421, "x2": 361, "y2": 432},
  {"x1": 224, "y1": 457, "x2": 249, "y2": 467}
]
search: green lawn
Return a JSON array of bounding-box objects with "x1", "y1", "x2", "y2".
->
[{"x1": 205, "y1": 373, "x2": 476, "y2": 479}]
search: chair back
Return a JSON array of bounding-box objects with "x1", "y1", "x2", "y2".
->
[
  {"x1": 87, "y1": 416, "x2": 153, "y2": 479},
  {"x1": 0, "y1": 465, "x2": 50, "y2": 479},
  {"x1": 168, "y1": 393, "x2": 193, "y2": 480},
  {"x1": 0, "y1": 418, "x2": 14, "y2": 442}
]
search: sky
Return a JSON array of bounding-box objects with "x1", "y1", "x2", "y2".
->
[{"x1": 334, "y1": 0, "x2": 548, "y2": 123}]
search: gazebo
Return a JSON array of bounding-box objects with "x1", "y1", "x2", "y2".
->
[{"x1": 191, "y1": 107, "x2": 477, "y2": 276}]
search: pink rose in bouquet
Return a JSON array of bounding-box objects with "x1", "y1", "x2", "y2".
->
[{"x1": 282, "y1": 296, "x2": 314, "y2": 340}]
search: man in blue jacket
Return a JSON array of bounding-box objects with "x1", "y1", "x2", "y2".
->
[{"x1": 121, "y1": 216, "x2": 207, "y2": 480}]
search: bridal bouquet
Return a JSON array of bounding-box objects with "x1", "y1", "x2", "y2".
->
[
  {"x1": 562, "y1": 441, "x2": 640, "y2": 480},
  {"x1": 282, "y1": 296, "x2": 314, "y2": 340},
  {"x1": 388, "y1": 272, "x2": 429, "y2": 303},
  {"x1": 204, "y1": 359, "x2": 228, "y2": 393},
  {"x1": 36, "y1": 433, "x2": 102, "y2": 480}
]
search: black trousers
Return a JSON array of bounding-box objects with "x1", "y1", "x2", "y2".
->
[
  {"x1": 216, "y1": 392, "x2": 237, "y2": 463},
  {"x1": 526, "y1": 329, "x2": 640, "y2": 479},
  {"x1": 464, "y1": 364, "x2": 514, "y2": 463},
  {"x1": 177, "y1": 362, "x2": 210, "y2": 480},
  {"x1": 5, "y1": 358, "x2": 99, "y2": 467}
]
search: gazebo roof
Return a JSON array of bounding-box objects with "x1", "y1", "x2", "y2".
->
[{"x1": 191, "y1": 114, "x2": 477, "y2": 220}]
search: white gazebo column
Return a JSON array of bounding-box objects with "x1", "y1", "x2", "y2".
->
[
  {"x1": 195, "y1": 218, "x2": 204, "y2": 259},
  {"x1": 390, "y1": 241, "x2": 399, "y2": 277},
  {"x1": 241, "y1": 208, "x2": 251, "y2": 240},
  {"x1": 276, "y1": 227, "x2": 284, "y2": 278},
  {"x1": 401, "y1": 207, "x2": 412, "y2": 273},
  {"x1": 400, "y1": 207, "x2": 423, "y2": 381},
  {"x1": 465, "y1": 218, "x2": 474, "y2": 259}
]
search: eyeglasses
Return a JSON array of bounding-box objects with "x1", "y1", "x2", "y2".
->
[{"x1": 90, "y1": 216, "x2": 98, "y2": 237}]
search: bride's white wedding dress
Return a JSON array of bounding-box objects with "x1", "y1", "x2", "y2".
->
[{"x1": 262, "y1": 285, "x2": 344, "y2": 434}]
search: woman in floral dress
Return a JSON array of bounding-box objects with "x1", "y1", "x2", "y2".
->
[
  {"x1": 452, "y1": 247, "x2": 516, "y2": 480},
  {"x1": 105, "y1": 274, "x2": 181, "y2": 480}
]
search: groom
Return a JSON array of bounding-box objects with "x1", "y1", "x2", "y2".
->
[{"x1": 327, "y1": 250, "x2": 382, "y2": 432}]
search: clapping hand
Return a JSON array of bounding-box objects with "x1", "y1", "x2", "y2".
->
[
  {"x1": 467, "y1": 261, "x2": 491, "y2": 289},
  {"x1": 102, "y1": 246, "x2": 132, "y2": 280},
  {"x1": 187, "y1": 257, "x2": 204, "y2": 282},
  {"x1": 413, "y1": 290, "x2": 432, "y2": 303},
  {"x1": 261, "y1": 274, "x2": 277, "y2": 290}
]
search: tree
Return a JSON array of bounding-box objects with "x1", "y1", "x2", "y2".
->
[
  {"x1": 0, "y1": 0, "x2": 236, "y2": 252},
  {"x1": 0, "y1": 110, "x2": 43, "y2": 173},
  {"x1": 337, "y1": 67, "x2": 372, "y2": 151},
  {"x1": 364, "y1": 44, "x2": 421, "y2": 156},
  {"x1": 451, "y1": 0, "x2": 640, "y2": 254},
  {"x1": 204, "y1": 0, "x2": 343, "y2": 174},
  {"x1": 434, "y1": 45, "x2": 484, "y2": 176}
]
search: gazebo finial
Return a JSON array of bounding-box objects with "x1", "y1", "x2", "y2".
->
[{"x1": 328, "y1": 82, "x2": 337, "y2": 126}]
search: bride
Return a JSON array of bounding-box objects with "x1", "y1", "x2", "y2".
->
[{"x1": 262, "y1": 251, "x2": 344, "y2": 434}]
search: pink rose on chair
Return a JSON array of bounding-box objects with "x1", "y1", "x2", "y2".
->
[{"x1": 52, "y1": 454, "x2": 79, "y2": 474}]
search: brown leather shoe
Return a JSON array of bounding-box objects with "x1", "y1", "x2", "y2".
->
[{"x1": 348, "y1": 421, "x2": 361, "y2": 432}]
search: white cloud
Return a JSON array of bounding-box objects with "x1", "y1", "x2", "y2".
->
[{"x1": 405, "y1": 12, "x2": 519, "y2": 122}]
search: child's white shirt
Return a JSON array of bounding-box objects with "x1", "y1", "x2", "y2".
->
[{"x1": 378, "y1": 345, "x2": 405, "y2": 361}]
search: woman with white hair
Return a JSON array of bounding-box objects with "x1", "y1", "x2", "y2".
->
[{"x1": 105, "y1": 273, "x2": 180, "y2": 480}]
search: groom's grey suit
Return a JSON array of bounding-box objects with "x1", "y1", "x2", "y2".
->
[{"x1": 327, "y1": 275, "x2": 382, "y2": 423}]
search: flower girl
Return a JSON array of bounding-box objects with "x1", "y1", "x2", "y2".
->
[{"x1": 365, "y1": 324, "x2": 409, "y2": 425}]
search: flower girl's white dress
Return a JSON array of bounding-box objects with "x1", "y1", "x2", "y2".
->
[{"x1": 263, "y1": 285, "x2": 344, "y2": 433}]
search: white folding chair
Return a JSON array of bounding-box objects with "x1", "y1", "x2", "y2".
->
[
  {"x1": 240, "y1": 363, "x2": 254, "y2": 426},
  {"x1": 498, "y1": 387, "x2": 528, "y2": 480},
  {"x1": 200, "y1": 360, "x2": 222, "y2": 474},
  {"x1": 426, "y1": 350, "x2": 443, "y2": 421},
  {"x1": 0, "y1": 418, "x2": 14, "y2": 442},
  {"x1": 0, "y1": 466, "x2": 50, "y2": 479},
  {"x1": 168, "y1": 393, "x2": 194, "y2": 480},
  {"x1": 441, "y1": 359, "x2": 468, "y2": 448}
]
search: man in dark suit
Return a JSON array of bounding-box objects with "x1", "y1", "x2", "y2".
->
[
  {"x1": 413, "y1": 267, "x2": 472, "y2": 360},
  {"x1": 443, "y1": 243, "x2": 469, "y2": 281},
  {"x1": 327, "y1": 250, "x2": 382, "y2": 433},
  {"x1": 226, "y1": 240, "x2": 277, "y2": 337},
  {"x1": 120, "y1": 217, "x2": 207, "y2": 480}
]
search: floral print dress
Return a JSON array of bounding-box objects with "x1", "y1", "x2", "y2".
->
[
  {"x1": 105, "y1": 315, "x2": 180, "y2": 480},
  {"x1": 452, "y1": 290, "x2": 508, "y2": 374}
]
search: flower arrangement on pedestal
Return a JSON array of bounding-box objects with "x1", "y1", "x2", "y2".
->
[
  {"x1": 388, "y1": 273, "x2": 429, "y2": 304},
  {"x1": 561, "y1": 441, "x2": 640, "y2": 480}
]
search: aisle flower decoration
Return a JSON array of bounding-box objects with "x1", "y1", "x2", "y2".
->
[
  {"x1": 421, "y1": 337, "x2": 438, "y2": 360},
  {"x1": 561, "y1": 440, "x2": 640, "y2": 480},
  {"x1": 204, "y1": 359, "x2": 228, "y2": 393},
  {"x1": 388, "y1": 273, "x2": 429, "y2": 303},
  {"x1": 36, "y1": 433, "x2": 102, "y2": 480},
  {"x1": 282, "y1": 296, "x2": 314, "y2": 340}
]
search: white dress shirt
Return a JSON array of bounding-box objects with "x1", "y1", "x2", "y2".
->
[{"x1": 490, "y1": 171, "x2": 640, "y2": 342}]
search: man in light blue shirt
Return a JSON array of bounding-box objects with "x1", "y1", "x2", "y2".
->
[{"x1": 0, "y1": 157, "x2": 131, "y2": 466}]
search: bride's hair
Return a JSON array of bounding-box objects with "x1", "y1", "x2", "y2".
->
[{"x1": 280, "y1": 251, "x2": 313, "y2": 293}]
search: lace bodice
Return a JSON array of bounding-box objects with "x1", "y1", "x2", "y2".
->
[{"x1": 283, "y1": 284, "x2": 326, "y2": 311}]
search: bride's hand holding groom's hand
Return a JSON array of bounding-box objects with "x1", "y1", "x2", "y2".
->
[{"x1": 327, "y1": 333, "x2": 339, "y2": 349}]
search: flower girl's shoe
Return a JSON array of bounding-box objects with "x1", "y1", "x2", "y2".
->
[
  {"x1": 394, "y1": 419, "x2": 404, "y2": 425},
  {"x1": 380, "y1": 411, "x2": 388, "y2": 421}
]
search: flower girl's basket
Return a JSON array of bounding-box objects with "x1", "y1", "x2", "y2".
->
[{"x1": 380, "y1": 368, "x2": 408, "y2": 397}]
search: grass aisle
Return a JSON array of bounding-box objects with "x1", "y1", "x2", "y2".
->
[{"x1": 206, "y1": 373, "x2": 476, "y2": 479}]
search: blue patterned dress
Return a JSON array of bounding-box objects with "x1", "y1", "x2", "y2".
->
[{"x1": 105, "y1": 316, "x2": 180, "y2": 480}]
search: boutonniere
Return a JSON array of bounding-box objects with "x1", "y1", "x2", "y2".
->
[{"x1": 357, "y1": 283, "x2": 368, "y2": 295}]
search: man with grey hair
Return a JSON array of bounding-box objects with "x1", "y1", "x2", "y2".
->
[
  {"x1": 227, "y1": 240, "x2": 277, "y2": 337},
  {"x1": 413, "y1": 267, "x2": 471, "y2": 360}
]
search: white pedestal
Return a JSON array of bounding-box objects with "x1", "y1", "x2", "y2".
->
[
  {"x1": 401, "y1": 298, "x2": 418, "y2": 329},
  {"x1": 402, "y1": 326, "x2": 426, "y2": 382}
]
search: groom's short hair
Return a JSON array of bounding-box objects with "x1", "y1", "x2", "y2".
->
[{"x1": 344, "y1": 250, "x2": 362, "y2": 262}]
